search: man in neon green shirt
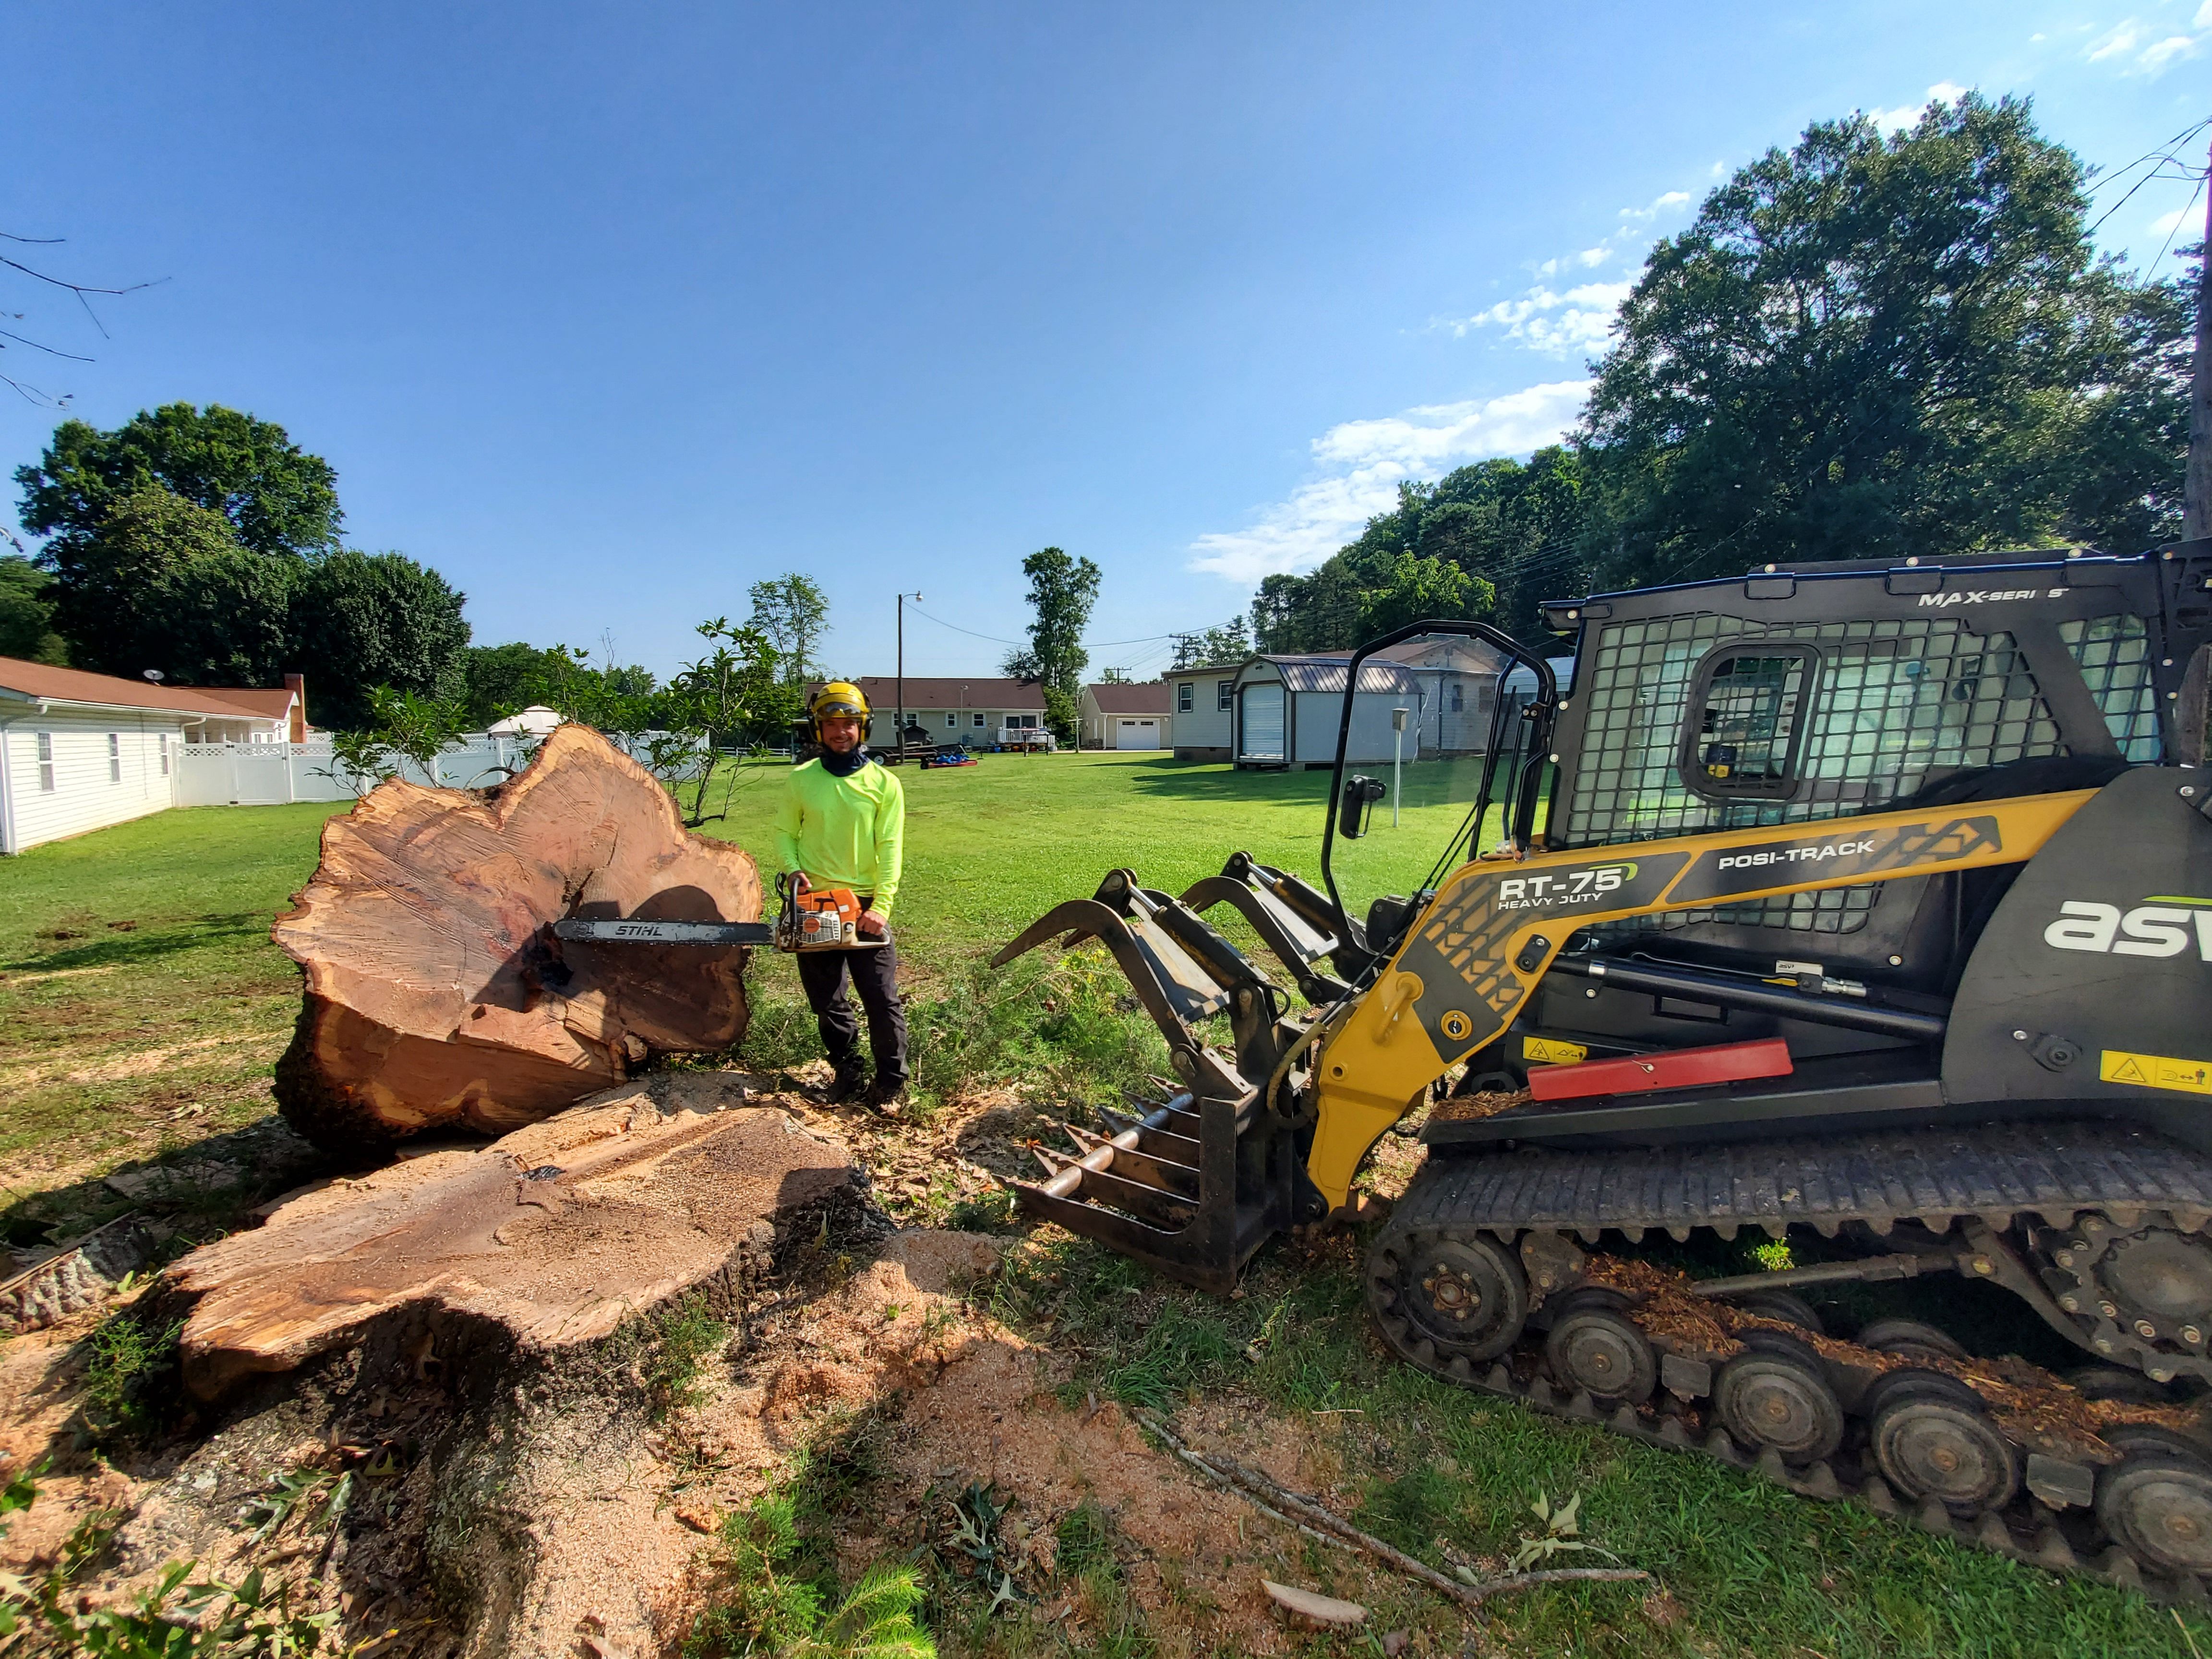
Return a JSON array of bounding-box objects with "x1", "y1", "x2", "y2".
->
[{"x1": 777, "y1": 682, "x2": 908, "y2": 1109}]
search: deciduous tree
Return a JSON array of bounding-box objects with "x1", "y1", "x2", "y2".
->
[
  {"x1": 289, "y1": 550, "x2": 470, "y2": 731},
  {"x1": 1579, "y1": 95, "x2": 2193, "y2": 586},
  {"x1": 16, "y1": 402, "x2": 342, "y2": 562},
  {"x1": 0, "y1": 555, "x2": 66, "y2": 664},
  {"x1": 745, "y1": 574, "x2": 830, "y2": 685},
  {"x1": 1000, "y1": 547, "x2": 1099, "y2": 742},
  {"x1": 38, "y1": 485, "x2": 294, "y2": 683}
]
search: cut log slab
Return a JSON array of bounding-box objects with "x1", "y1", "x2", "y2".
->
[
  {"x1": 273, "y1": 721, "x2": 762, "y2": 1148},
  {"x1": 170, "y1": 1093, "x2": 860, "y2": 1400}
]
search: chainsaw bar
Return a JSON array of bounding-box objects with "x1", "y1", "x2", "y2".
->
[{"x1": 552, "y1": 918, "x2": 775, "y2": 946}]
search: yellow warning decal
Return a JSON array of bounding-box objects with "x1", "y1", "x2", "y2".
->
[
  {"x1": 2101, "y1": 1049, "x2": 2212, "y2": 1095},
  {"x1": 1523, "y1": 1036, "x2": 1588, "y2": 1066}
]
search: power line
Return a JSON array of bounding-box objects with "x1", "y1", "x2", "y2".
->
[{"x1": 901, "y1": 604, "x2": 1188, "y2": 653}]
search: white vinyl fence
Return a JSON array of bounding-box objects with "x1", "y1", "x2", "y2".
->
[{"x1": 175, "y1": 732, "x2": 709, "y2": 807}]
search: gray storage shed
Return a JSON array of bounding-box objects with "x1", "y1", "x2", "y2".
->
[{"x1": 1232, "y1": 655, "x2": 1424, "y2": 771}]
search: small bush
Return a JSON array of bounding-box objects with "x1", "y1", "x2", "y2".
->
[
  {"x1": 81, "y1": 1306, "x2": 185, "y2": 1443},
  {"x1": 686, "y1": 1490, "x2": 933, "y2": 1659}
]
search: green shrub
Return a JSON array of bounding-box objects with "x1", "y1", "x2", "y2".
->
[{"x1": 81, "y1": 1306, "x2": 184, "y2": 1443}]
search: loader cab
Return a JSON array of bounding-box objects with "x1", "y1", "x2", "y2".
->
[
  {"x1": 1318, "y1": 625, "x2": 1563, "y2": 973},
  {"x1": 1507, "y1": 541, "x2": 2212, "y2": 1080}
]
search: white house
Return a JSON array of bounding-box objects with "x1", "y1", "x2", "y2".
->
[
  {"x1": 828, "y1": 677, "x2": 1050, "y2": 748},
  {"x1": 1370, "y1": 635, "x2": 1508, "y2": 757},
  {"x1": 0, "y1": 658, "x2": 304, "y2": 854},
  {"x1": 1232, "y1": 655, "x2": 1425, "y2": 770},
  {"x1": 1080, "y1": 681, "x2": 1173, "y2": 749},
  {"x1": 1162, "y1": 662, "x2": 1242, "y2": 761}
]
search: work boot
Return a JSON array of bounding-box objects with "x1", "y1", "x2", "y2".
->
[
  {"x1": 824, "y1": 1064, "x2": 868, "y2": 1105},
  {"x1": 863, "y1": 1079, "x2": 909, "y2": 1117}
]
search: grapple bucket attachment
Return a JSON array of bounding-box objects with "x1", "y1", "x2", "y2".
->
[{"x1": 990, "y1": 855, "x2": 1337, "y2": 1292}]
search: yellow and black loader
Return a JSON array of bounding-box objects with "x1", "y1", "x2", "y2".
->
[{"x1": 998, "y1": 538, "x2": 2212, "y2": 1594}]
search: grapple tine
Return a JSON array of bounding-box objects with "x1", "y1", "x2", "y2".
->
[
  {"x1": 997, "y1": 866, "x2": 1312, "y2": 1293},
  {"x1": 989, "y1": 898, "x2": 1124, "y2": 969}
]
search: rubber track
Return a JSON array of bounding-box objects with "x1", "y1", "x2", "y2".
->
[
  {"x1": 1398, "y1": 1119, "x2": 2212, "y2": 1238},
  {"x1": 1373, "y1": 1119, "x2": 2212, "y2": 1603}
]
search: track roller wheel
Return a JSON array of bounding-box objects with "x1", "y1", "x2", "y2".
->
[
  {"x1": 1714, "y1": 1348, "x2": 1845, "y2": 1464},
  {"x1": 2096, "y1": 1436, "x2": 2212, "y2": 1578},
  {"x1": 1868, "y1": 1375, "x2": 2020, "y2": 1516},
  {"x1": 1544, "y1": 1292, "x2": 1657, "y2": 1406},
  {"x1": 1857, "y1": 1318, "x2": 1968, "y2": 1363},
  {"x1": 1382, "y1": 1231, "x2": 1528, "y2": 1362}
]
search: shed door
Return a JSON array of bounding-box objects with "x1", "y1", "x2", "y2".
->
[{"x1": 1239, "y1": 684, "x2": 1285, "y2": 761}]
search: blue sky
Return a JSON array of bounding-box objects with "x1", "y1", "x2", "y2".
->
[{"x1": 4, "y1": 3, "x2": 2206, "y2": 684}]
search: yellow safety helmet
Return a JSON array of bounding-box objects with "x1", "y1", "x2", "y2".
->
[{"x1": 810, "y1": 681, "x2": 871, "y2": 737}]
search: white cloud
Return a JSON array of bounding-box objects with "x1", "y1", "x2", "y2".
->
[
  {"x1": 1449, "y1": 280, "x2": 1634, "y2": 354},
  {"x1": 2088, "y1": 21, "x2": 2147, "y2": 60},
  {"x1": 1618, "y1": 190, "x2": 1691, "y2": 224},
  {"x1": 2086, "y1": 17, "x2": 2204, "y2": 72},
  {"x1": 2139, "y1": 33, "x2": 2201, "y2": 68},
  {"x1": 1187, "y1": 382, "x2": 1592, "y2": 582},
  {"x1": 1870, "y1": 82, "x2": 1970, "y2": 132}
]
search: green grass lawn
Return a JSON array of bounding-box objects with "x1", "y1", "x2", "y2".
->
[
  {"x1": 1, "y1": 753, "x2": 2204, "y2": 1658},
  {"x1": 0, "y1": 801, "x2": 347, "y2": 1207}
]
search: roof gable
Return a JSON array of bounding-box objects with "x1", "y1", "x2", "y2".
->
[
  {"x1": 816, "y1": 676, "x2": 1047, "y2": 709},
  {"x1": 1085, "y1": 682, "x2": 1173, "y2": 713},
  {"x1": 0, "y1": 656, "x2": 295, "y2": 721}
]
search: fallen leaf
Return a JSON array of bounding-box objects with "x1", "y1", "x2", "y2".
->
[
  {"x1": 1262, "y1": 1579, "x2": 1366, "y2": 1626},
  {"x1": 1382, "y1": 1633, "x2": 1411, "y2": 1657}
]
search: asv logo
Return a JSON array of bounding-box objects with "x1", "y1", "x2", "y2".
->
[{"x1": 2044, "y1": 902, "x2": 2212, "y2": 961}]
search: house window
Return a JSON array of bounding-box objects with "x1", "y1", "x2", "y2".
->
[
  {"x1": 1449, "y1": 683, "x2": 1464, "y2": 713},
  {"x1": 973, "y1": 712, "x2": 985, "y2": 728},
  {"x1": 946, "y1": 711, "x2": 958, "y2": 728},
  {"x1": 1017, "y1": 714, "x2": 1037, "y2": 728},
  {"x1": 1178, "y1": 683, "x2": 1193, "y2": 713},
  {"x1": 36, "y1": 732, "x2": 55, "y2": 792},
  {"x1": 158, "y1": 735, "x2": 169, "y2": 776},
  {"x1": 108, "y1": 733, "x2": 121, "y2": 782},
  {"x1": 1216, "y1": 680, "x2": 1234, "y2": 711}
]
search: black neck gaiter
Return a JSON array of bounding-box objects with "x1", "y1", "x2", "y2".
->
[{"x1": 820, "y1": 746, "x2": 870, "y2": 778}]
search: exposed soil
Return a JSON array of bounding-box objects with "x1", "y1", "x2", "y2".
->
[{"x1": 0, "y1": 1072, "x2": 1446, "y2": 1659}]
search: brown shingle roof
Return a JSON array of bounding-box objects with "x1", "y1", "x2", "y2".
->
[
  {"x1": 824, "y1": 677, "x2": 1046, "y2": 710},
  {"x1": 0, "y1": 656, "x2": 296, "y2": 721},
  {"x1": 1085, "y1": 681, "x2": 1173, "y2": 714}
]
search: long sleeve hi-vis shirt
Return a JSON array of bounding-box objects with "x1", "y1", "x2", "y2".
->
[{"x1": 773, "y1": 758, "x2": 906, "y2": 916}]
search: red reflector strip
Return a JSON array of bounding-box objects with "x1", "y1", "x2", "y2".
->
[{"x1": 1527, "y1": 1037, "x2": 1793, "y2": 1102}]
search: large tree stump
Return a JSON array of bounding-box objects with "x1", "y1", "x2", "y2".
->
[
  {"x1": 170, "y1": 1085, "x2": 864, "y2": 1400},
  {"x1": 273, "y1": 723, "x2": 761, "y2": 1149}
]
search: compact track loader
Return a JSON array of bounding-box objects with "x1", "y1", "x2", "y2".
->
[{"x1": 996, "y1": 539, "x2": 2212, "y2": 1593}]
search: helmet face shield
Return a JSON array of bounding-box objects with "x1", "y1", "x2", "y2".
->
[{"x1": 810, "y1": 681, "x2": 872, "y2": 738}]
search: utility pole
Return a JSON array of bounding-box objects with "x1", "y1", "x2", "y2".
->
[
  {"x1": 895, "y1": 591, "x2": 923, "y2": 756},
  {"x1": 2190, "y1": 138, "x2": 2212, "y2": 540}
]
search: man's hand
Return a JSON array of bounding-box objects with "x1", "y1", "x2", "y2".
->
[
  {"x1": 859, "y1": 908, "x2": 890, "y2": 939},
  {"x1": 787, "y1": 871, "x2": 811, "y2": 894}
]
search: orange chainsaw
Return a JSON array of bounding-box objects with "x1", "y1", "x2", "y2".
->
[
  {"x1": 772, "y1": 872, "x2": 887, "y2": 951},
  {"x1": 550, "y1": 873, "x2": 884, "y2": 953}
]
